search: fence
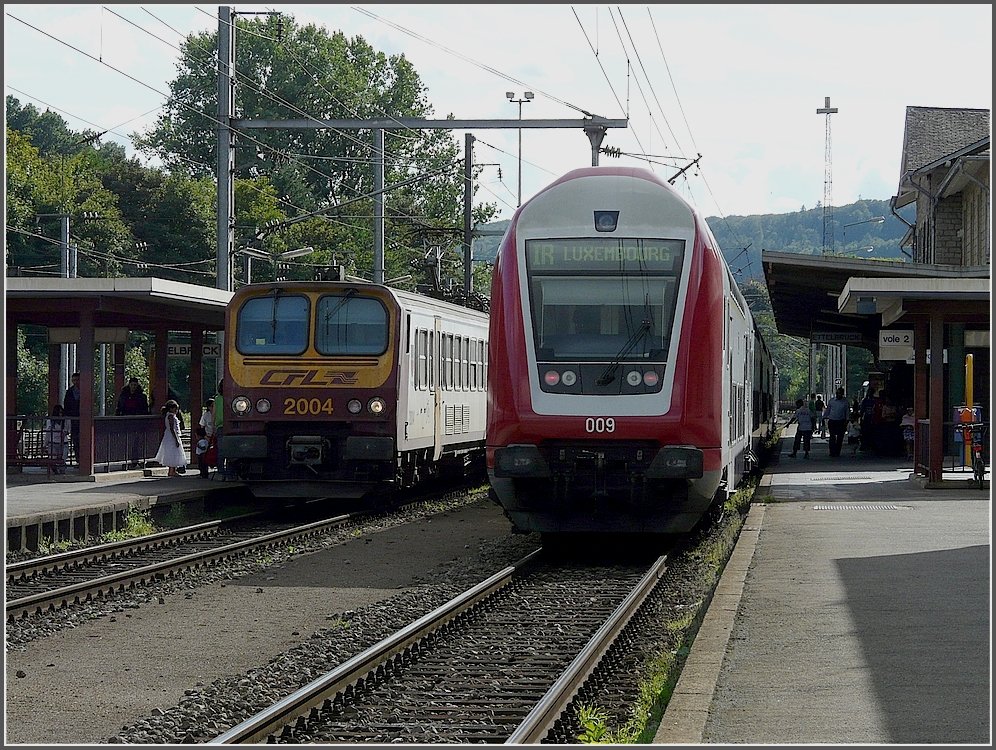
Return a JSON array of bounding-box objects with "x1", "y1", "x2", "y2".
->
[
  {"x1": 6, "y1": 415, "x2": 189, "y2": 475},
  {"x1": 914, "y1": 419, "x2": 990, "y2": 477}
]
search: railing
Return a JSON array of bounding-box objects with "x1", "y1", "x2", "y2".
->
[
  {"x1": 914, "y1": 419, "x2": 989, "y2": 477},
  {"x1": 6, "y1": 415, "x2": 187, "y2": 474}
]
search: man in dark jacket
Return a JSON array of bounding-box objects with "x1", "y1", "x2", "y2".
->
[
  {"x1": 63, "y1": 372, "x2": 81, "y2": 463},
  {"x1": 116, "y1": 378, "x2": 150, "y2": 415},
  {"x1": 116, "y1": 377, "x2": 151, "y2": 468}
]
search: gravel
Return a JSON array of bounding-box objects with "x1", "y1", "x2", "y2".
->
[{"x1": 5, "y1": 486, "x2": 749, "y2": 745}]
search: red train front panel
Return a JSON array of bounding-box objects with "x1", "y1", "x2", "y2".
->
[
  {"x1": 487, "y1": 167, "x2": 730, "y2": 533},
  {"x1": 222, "y1": 282, "x2": 402, "y2": 499}
]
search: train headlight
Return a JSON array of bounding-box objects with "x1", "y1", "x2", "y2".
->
[
  {"x1": 643, "y1": 371, "x2": 660, "y2": 387},
  {"x1": 561, "y1": 370, "x2": 577, "y2": 386},
  {"x1": 593, "y1": 210, "x2": 620, "y2": 232},
  {"x1": 626, "y1": 370, "x2": 642, "y2": 386},
  {"x1": 232, "y1": 396, "x2": 252, "y2": 416},
  {"x1": 256, "y1": 398, "x2": 271, "y2": 414},
  {"x1": 347, "y1": 399, "x2": 363, "y2": 415},
  {"x1": 367, "y1": 397, "x2": 386, "y2": 414},
  {"x1": 544, "y1": 370, "x2": 561, "y2": 386}
]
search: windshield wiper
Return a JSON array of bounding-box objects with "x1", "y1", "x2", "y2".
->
[
  {"x1": 323, "y1": 287, "x2": 358, "y2": 324},
  {"x1": 596, "y1": 318, "x2": 651, "y2": 386}
]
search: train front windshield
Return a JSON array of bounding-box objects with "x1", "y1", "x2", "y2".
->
[
  {"x1": 525, "y1": 238, "x2": 684, "y2": 361},
  {"x1": 235, "y1": 291, "x2": 389, "y2": 356}
]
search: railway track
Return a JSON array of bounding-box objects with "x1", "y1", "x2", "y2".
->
[
  {"x1": 208, "y1": 550, "x2": 669, "y2": 744},
  {"x1": 5, "y1": 512, "x2": 355, "y2": 621}
]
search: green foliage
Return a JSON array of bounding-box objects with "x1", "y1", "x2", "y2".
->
[
  {"x1": 162, "y1": 504, "x2": 188, "y2": 529},
  {"x1": 99, "y1": 506, "x2": 157, "y2": 542},
  {"x1": 130, "y1": 12, "x2": 498, "y2": 292},
  {"x1": 15, "y1": 328, "x2": 48, "y2": 415},
  {"x1": 36, "y1": 536, "x2": 75, "y2": 555},
  {"x1": 575, "y1": 703, "x2": 611, "y2": 744}
]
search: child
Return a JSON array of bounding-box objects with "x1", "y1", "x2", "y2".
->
[
  {"x1": 847, "y1": 418, "x2": 862, "y2": 456},
  {"x1": 153, "y1": 399, "x2": 186, "y2": 477},
  {"x1": 43, "y1": 404, "x2": 70, "y2": 474},
  {"x1": 194, "y1": 426, "x2": 210, "y2": 478},
  {"x1": 900, "y1": 408, "x2": 916, "y2": 461},
  {"x1": 786, "y1": 398, "x2": 814, "y2": 458}
]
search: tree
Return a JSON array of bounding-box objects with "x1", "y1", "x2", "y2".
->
[{"x1": 132, "y1": 12, "x2": 498, "y2": 290}]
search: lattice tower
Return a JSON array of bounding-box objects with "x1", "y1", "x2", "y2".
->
[{"x1": 816, "y1": 97, "x2": 838, "y2": 254}]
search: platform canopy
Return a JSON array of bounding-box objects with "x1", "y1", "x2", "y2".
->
[
  {"x1": 761, "y1": 250, "x2": 990, "y2": 349},
  {"x1": 5, "y1": 277, "x2": 231, "y2": 330}
]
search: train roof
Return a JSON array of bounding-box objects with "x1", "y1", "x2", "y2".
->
[{"x1": 230, "y1": 280, "x2": 489, "y2": 320}]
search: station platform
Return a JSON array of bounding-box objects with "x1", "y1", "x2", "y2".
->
[
  {"x1": 4, "y1": 467, "x2": 246, "y2": 554},
  {"x1": 655, "y1": 425, "x2": 991, "y2": 744}
]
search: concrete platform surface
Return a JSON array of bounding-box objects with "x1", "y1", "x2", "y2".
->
[{"x1": 654, "y1": 428, "x2": 991, "y2": 744}]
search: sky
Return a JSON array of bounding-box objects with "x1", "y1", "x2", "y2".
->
[{"x1": 4, "y1": 4, "x2": 992, "y2": 224}]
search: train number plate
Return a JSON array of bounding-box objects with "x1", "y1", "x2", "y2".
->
[
  {"x1": 585, "y1": 417, "x2": 616, "y2": 433},
  {"x1": 283, "y1": 397, "x2": 335, "y2": 415}
]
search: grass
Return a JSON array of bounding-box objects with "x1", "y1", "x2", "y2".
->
[
  {"x1": 35, "y1": 537, "x2": 75, "y2": 555},
  {"x1": 574, "y1": 477, "x2": 761, "y2": 744},
  {"x1": 98, "y1": 506, "x2": 158, "y2": 543}
]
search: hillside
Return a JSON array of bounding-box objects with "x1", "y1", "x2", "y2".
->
[{"x1": 472, "y1": 198, "x2": 914, "y2": 278}]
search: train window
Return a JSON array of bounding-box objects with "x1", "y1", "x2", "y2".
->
[
  {"x1": 315, "y1": 295, "x2": 388, "y2": 356},
  {"x1": 528, "y1": 276, "x2": 678, "y2": 361},
  {"x1": 463, "y1": 337, "x2": 469, "y2": 389},
  {"x1": 428, "y1": 330, "x2": 435, "y2": 390},
  {"x1": 416, "y1": 329, "x2": 428, "y2": 390},
  {"x1": 441, "y1": 334, "x2": 450, "y2": 390},
  {"x1": 236, "y1": 294, "x2": 309, "y2": 354},
  {"x1": 471, "y1": 339, "x2": 479, "y2": 390}
]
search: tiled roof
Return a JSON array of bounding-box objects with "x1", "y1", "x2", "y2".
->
[{"x1": 898, "y1": 106, "x2": 990, "y2": 180}]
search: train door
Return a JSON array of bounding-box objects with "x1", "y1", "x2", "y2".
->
[
  {"x1": 433, "y1": 315, "x2": 443, "y2": 461},
  {"x1": 397, "y1": 311, "x2": 412, "y2": 449}
]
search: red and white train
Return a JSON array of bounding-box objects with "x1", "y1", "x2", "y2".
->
[{"x1": 486, "y1": 166, "x2": 776, "y2": 535}]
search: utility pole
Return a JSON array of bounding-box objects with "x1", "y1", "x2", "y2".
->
[
  {"x1": 215, "y1": 8, "x2": 626, "y2": 293},
  {"x1": 816, "y1": 96, "x2": 838, "y2": 255},
  {"x1": 463, "y1": 133, "x2": 474, "y2": 295},
  {"x1": 373, "y1": 128, "x2": 385, "y2": 284},
  {"x1": 216, "y1": 5, "x2": 235, "y2": 292}
]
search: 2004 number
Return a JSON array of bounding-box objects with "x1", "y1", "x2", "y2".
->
[
  {"x1": 284, "y1": 397, "x2": 334, "y2": 415},
  {"x1": 585, "y1": 417, "x2": 615, "y2": 433}
]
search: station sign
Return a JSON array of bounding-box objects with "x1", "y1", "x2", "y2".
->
[
  {"x1": 168, "y1": 343, "x2": 222, "y2": 359},
  {"x1": 49, "y1": 327, "x2": 130, "y2": 344},
  {"x1": 879, "y1": 329, "x2": 912, "y2": 361},
  {"x1": 811, "y1": 331, "x2": 863, "y2": 344}
]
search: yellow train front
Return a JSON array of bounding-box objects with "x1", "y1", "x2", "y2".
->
[{"x1": 220, "y1": 280, "x2": 489, "y2": 501}]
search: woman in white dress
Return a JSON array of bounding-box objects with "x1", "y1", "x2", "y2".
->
[{"x1": 154, "y1": 399, "x2": 186, "y2": 476}]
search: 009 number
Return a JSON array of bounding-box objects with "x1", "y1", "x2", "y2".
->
[
  {"x1": 585, "y1": 417, "x2": 615, "y2": 433},
  {"x1": 284, "y1": 397, "x2": 334, "y2": 415}
]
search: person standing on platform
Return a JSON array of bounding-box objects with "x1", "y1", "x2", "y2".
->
[
  {"x1": 153, "y1": 399, "x2": 186, "y2": 477},
  {"x1": 44, "y1": 403, "x2": 70, "y2": 474},
  {"x1": 62, "y1": 372, "x2": 81, "y2": 464},
  {"x1": 814, "y1": 394, "x2": 827, "y2": 438},
  {"x1": 786, "y1": 398, "x2": 814, "y2": 458},
  {"x1": 194, "y1": 426, "x2": 211, "y2": 478},
  {"x1": 116, "y1": 377, "x2": 151, "y2": 468},
  {"x1": 198, "y1": 398, "x2": 215, "y2": 441},
  {"x1": 901, "y1": 408, "x2": 916, "y2": 461},
  {"x1": 825, "y1": 387, "x2": 851, "y2": 457},
  {"x1": 212, "y1": 380, "x2": 228, "y2": 479},
  {"x1": 115, "y1": 377, "x2": 150, "y2": 416}
]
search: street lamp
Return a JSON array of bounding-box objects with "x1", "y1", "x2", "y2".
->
[
  {"x1": 842, "y1": 216, "x2": 885, "y2": 244},
  {"x1": 506, "y1": 91, "x2": 534, "y2": 206}
]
